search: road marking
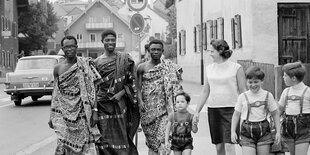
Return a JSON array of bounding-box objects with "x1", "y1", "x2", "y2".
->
[{"x1": 15, "y1": 135, "x2": 56, "y2": 155}]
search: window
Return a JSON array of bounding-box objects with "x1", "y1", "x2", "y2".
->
[
  {"x1": 103, "y1": 16, "x2": 110, "y2": 23},
  {"x1": 231, "y1": 15, "x2": 242, "y2": 49},
  {"x1": 1, "y1": 16, "x2": 5, "y2": 31},
  {"x1": 89, "y1": 16, "x2": 96, "y2": 23},
  {"x1": 0, "y1": 50, "x2": 2, "y2": 66},
  {"x1": 3, "y1": 52, "x2": 6, "y2": 67},
  {"x1": 90, "y1": 34, "x2": 96, "y2": 42},
  {"x1": 179, "y1": 30, "x2": 186, "y2": 55},
  {"x1": 117, "y1": 33, "x2": 124, "y2": 41},
  {"x1": 8, "y1": 52, "x2": 10, "y2": 68},
  {"x1": 88, "y1": 52, "x2": 98, "y2": 59},
  {"x1": 193, "y1": 26, "x2": 196, "y2": 52},
  {"x1": 155, "y1": 33, "x2": 160, "y2": 39},
  {"x1": 77, "y1": 34, "x2": 82, "y2": 42}
]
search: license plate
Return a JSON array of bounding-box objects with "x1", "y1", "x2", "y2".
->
[{"x1": 23, "y1": 83, "x2": 39, "y2": 88}]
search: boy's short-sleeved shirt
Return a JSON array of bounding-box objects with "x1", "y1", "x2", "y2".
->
[
  {"x1": 278, "y1": 82, "x2": 310, "y2": 115},
  {"x1": 235, "y1": 89, "x2": 278, "y2": 122}
]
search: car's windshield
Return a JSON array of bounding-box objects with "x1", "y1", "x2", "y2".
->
[{"x1": 15, "y1": 58, "x2": 57, "y2": 70}]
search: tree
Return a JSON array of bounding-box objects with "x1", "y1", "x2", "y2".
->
[
  {"x1": 18, "y1": 2, "x2": 58, "y2": 56},
  {"x1": 166, "y1": 5, "x2": 176, "y2": 44},
  {"x1": 165, "y1": 4, "x2": 177, "y2": 59}
]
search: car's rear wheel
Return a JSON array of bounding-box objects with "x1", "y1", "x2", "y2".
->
[
  {"x1": 31, "y1": 96, "x2": 39, "y2": 101},
  {"x1": 14, "y1": 99, "x2": 22, "y2": 106}
]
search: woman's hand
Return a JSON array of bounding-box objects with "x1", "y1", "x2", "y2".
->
[
  {"x1": 193, "y1": 112, "x2": 200, "y2": 123},
  {"x1": 231, "y1": 131, "x2": 239, "y2": 144}
]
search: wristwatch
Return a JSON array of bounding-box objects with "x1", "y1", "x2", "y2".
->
[{"x1": 92, "y1": 108, "x2": 98, "y2": 112}]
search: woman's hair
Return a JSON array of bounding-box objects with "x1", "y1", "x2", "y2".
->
[
  {"x1": 175, "y1": 91, "x2": 191, "y2": 103},
  {"x1": 282, "y1": 61, "x2": 306, "y2": 82},
  {"x1": 210, "y1": 39, "x2": 233, "y2": 59},
  {"x1": 245, "y1": 66, "x2": 265, "y2": 80}
]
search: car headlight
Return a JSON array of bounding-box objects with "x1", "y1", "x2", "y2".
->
[{"x1": 42, "y1": 77, "x2": 48, "y2": 81}]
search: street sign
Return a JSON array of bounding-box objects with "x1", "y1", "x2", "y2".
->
[
  {"x1": 127, "y1": 0, "x2": 148, "y2": 12},
  {"x1": 130, "y1": 13, "x2": 145, "y2": 34}
]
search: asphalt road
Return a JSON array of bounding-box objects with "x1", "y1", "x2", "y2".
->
[{"x1": 0, "y1": 82, "x2": 305, "y2": 155}]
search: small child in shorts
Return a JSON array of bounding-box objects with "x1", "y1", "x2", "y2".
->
[
  {"x1": 278, "y1": 62, "x2": 310, "y2": 155},
  {"x1": 231, "y1": 66, "x2": 281, "y2": 155},
  {"x1": 165, "y1": 91, "x2": 198, "y2": 155}
]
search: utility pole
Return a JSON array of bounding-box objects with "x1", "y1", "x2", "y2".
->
[{"x1": 200, "y1": 0, "x2": 204, "y2": 85}]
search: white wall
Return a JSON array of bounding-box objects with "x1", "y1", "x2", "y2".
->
[{"x1": 176, "y1": 0, "x2": 310, "y2": 83}]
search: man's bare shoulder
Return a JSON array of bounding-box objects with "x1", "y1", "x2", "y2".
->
[{"x1": 137, "y1": 61, "x2": 149, "y2": 71}]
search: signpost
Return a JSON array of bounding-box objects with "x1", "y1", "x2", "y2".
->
[
  {"x1": 130, "y1": 13, "x2": 145, "y2": 34},
  {"x1": 127, "y1": 0, "x2": 148, "y2": 12},
  {"x1": 127, "y1": 0, "x2": 149, "y2": 145}
]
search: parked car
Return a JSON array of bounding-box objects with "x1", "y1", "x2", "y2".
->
[{"x1": 4, "y1": 55, "x2": 65, "y2": 106}]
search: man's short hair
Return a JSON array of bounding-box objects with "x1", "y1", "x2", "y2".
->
[
  {"x1": 245, "y1": 66, "x2": 265, "y2": 80},
  {"x1": 101, "y1": 30, "x2": 116, "y2": 40},
  {"x1": 282, "y1": 61, "x2": 306, "y2": 82},
  {"x1": 61, "y1": 36, "x2": 77, "y2": 46},
  {"x1": 149, "y1": 39, "x2": 164, "y2": 48}
]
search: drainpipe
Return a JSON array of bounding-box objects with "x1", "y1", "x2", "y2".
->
[{"x1": 200, "y1": 0, "x2": 204, "y2": 85}]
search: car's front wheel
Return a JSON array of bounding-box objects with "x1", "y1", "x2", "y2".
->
[{"x1": 14, "y1": 99, "x2": 22, "y2": 106}]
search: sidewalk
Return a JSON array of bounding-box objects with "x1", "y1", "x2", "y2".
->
[{"x1": 0, "y1": 77, "x2": 5, "y2": 84}]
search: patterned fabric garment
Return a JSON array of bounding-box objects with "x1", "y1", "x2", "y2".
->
[
  {"x1": 141, "y1": 59, "x2": 183, "y2": 153},
  {"x1": 50, "y1": 57, "x2": 101, "y2": 155},
  {"x1": 94, "y1": 52, "x2": 140, "y2": 155}
]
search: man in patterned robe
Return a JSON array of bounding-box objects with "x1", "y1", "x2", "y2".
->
[
  {"x1": 49, "y1": 36, "x2": 101, "y2": 155},
  {"x1": 94, "y1": 30, "x2": 139, "y2": 155},
  {"x1": 137, "y1": 39, "x2": 183, "y2": 155}
]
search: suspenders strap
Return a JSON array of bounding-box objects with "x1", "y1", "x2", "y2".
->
[
  {"x1": 244, "y1": 93, "x2": 251, "y2": 122},
  {"x1": 300, "y1": 87, "x2": 309, "y2": 114},
  {"x1": 265, "y1": 92, "x2": 269, "y2": 119}
]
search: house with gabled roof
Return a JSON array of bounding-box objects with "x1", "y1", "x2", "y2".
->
[{"x1": 64, "y1": 0, "x2": 139, "y2": 59}]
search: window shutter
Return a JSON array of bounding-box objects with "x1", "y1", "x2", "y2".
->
[
  {"x1": 203, "y1": 22, "x2": 207, "y2": 50},
  {"x1": 182, "y1": 30, "x2": 186, "y2": 55},
  {"x1": 207, "y1": 20, "x2": 213, "y2": 46},
  {"x1": 217, "y1": 17, "x2": 224, "y2": 39},
  {"x1": 231, "y1": 18, "x2": 236, "y2": 49},
  {"x1": 213, "y1": 20, "x2": 217, "y2": 39},
  {"x1": 235, "y1": 14, "x2": 242, "y2": 48},
  {"x1": 179, "y1": 31, "x2": 182, "y2": 55},
  {"x1": 197, "y1": 25, "x2": 201, "y2": 52},
  {"x1": 194, "y1": 26, "x2": 197, "y2": 52}
]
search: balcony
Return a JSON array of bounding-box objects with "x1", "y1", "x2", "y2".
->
[
  {"x1": 2, "y1": 31, "x2": 11, "y2": 37},
  {"x1": 85, "y1": 22, "x2": 114, "y2": 30},
  {"x1": 78, "y1": 41, "x2": 126, "y2": 49}
]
